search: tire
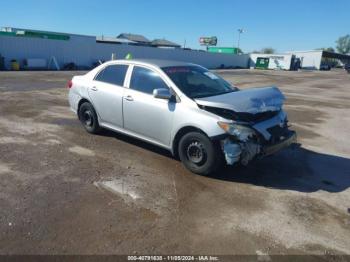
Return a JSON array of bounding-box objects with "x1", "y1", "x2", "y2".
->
[
  {"x1": 178, "y1": 131, "x2": 223, "y2": 175},
  {"x1": 78, "y1": 102, "x2": 101, "y2": 134}
]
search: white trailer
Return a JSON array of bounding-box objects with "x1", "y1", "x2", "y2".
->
[
  {"x1": 249, "y1": 53, "x2": 293, "y2": 70},
  {"x1": 286, "y1": 50, "x2": 323, "y2": 70}
]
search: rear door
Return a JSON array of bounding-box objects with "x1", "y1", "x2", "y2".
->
[
  {"x1": 123, "y1": 65, "x2": 175, "y2": 147},
  {"x1": 88, "y1": 64, "x2": 128, "y2": 128}
]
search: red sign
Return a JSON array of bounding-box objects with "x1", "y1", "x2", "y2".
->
[{"x1": 199, "y1": 37, "x2": 217, "y2": 46}]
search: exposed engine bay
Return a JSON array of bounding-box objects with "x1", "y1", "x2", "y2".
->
[{"x1": 196, "y1": 86, "x2": 296, "y2": 166}]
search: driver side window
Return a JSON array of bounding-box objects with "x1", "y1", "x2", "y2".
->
[
  {"x1": 187, "y1": 71, "x2": 219, "y2": 90},
  {"x1": 130, "y1": 66, "x2": 169, "y2": 94}
]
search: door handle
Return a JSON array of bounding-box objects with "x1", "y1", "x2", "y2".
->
[
  {"x1": 124, "y1": 95, "x2": 134, "y2": 101},
  {"x1": 91, "y1": 86, "x2": 98, "y2": 91}
]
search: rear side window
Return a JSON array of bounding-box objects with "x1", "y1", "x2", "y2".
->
[
  {"x1": 95, "y1": 64, "x2": 128, "y2": 86},
  {"x1": 130, "y1": 66, "x2": 168, "y2": 94}
]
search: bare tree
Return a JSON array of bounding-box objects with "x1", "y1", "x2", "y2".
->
[
  {"x1": 236, "y1": 48, "x2": 243, "y2": 54},
  {"x1": 317, "y1": 47, "x2": 335, "y2": 52},
  {"x1": 261, "y1": 47, "x2": 275, "y2": 54},
  {"x1": 336, "y1": 35, "x2": 350, "y2": 54}
]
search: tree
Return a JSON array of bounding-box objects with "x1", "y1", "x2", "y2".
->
[
  {"x1": 317, "y1": 47, "x2": 335, "y2": 52},
  {"x1": 317, "y1": 47, "x2": 338, "y2": 67},
  {"x1": 261, "y1": 47, "x2": 275, "y2": 54},
  {"x1": 336, "y1": 35, "x2": 350, "y2": 54}
]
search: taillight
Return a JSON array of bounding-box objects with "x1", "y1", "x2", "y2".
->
[{"x1": 67, "y1": 80, "x2": 73, "y2": 88}]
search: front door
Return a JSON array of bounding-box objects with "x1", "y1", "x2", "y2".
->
[{"x1": 123, "y1": 66, "x2": 175, "y2": 147}]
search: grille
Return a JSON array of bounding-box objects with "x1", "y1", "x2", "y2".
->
[
  {"x1": 235, "y1": 110, "x2": 280, "y2": 123},
  {"x1": 267, "y1": 125, "x2": 289, "y2": 143}
]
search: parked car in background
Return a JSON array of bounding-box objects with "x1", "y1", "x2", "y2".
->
[
  {"x1": 68, "y1": 59, "x2": 296, "y2": 174},
  {"x1": 320, "y1": 64, "x2": 331, "y2": 71},
  {"x1": 345, "y1": 64, "x2": 350, "y2": 73}
]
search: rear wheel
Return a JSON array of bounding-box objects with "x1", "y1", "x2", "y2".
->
[
  {"x1": 178, "y1": 132, "x2": 223, "y2": 175},
  {"x1": 78, "y1": 102, "x2": 101, "y2": 134}
]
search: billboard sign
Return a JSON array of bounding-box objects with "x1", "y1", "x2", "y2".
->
[{"x1": 199, "y1": 36, "x2": 217, "y2": 46}]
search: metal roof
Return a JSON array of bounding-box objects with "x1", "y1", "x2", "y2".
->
[
  {"x1": 151, "y1": 39, "x2": 181, "y2": 47},
  {"x1": 117, "y1": 33, "x2": 150, "y2": 43},
  {"x1": 322, "y1": 50, "x2": 350, "y2": 61},
  {"x1": 96, "y1": 36, "x2": 137, "y2": 44},
  {"x1": 1, "y1": 26, "x2": 95, "y2": 38},
  {"x1": 286, "y1": 49, "x2": 350, "y2": 61}
]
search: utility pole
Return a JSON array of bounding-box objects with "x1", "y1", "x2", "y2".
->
[
  {"x1": 233, "y1": 31, "x2": 235, "y2": 49},
  {"x1": 237, "y1": 28, "x2": 244, "y2": 51}
]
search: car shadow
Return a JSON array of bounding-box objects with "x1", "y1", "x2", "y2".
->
[
  {"x1": 209, "y1": 144, "x2": 350, "y2": 193},
  {"x1": 97, "y1": 129, "x2": 350, "y2": 193},
  {"x1": 96, "y1": 128, "x2": 174, "y2": 157}
]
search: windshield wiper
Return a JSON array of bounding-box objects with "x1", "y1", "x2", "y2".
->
[{"x1": 194, "y1": 90, "x2": 234, "y2": 98}]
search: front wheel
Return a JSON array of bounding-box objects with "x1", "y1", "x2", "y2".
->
[
  {"x1": 78, "y1": 102, "x2": 101, "y2": 134},
  {"x1": 178, "y1": 132, "x2": 223, "y2": 175}
]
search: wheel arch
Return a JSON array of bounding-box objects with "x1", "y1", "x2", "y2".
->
[
  {"x1": 77, "y1": 98, "x2": 93, "y2": 119},
  {"x1": 172, "y1": 126, "x2": 209, "y2": 158}
]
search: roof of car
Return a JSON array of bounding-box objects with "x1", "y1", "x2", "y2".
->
[{"x1": 117, "y1": 59, "x2": 196, "y2": 68}]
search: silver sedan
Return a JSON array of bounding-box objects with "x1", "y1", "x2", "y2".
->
[{"x1": 68, "y1": 59, "x2": 296, "y2": 174}]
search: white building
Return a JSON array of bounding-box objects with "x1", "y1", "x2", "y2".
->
[
  {"x1": 0, "y1": 27, "x2": 250, "y2": 70},
  {"x1": 250, "y1": 50, "x2": 350, "y2": 70},
  {"x1": 285, "y1": 50, "x2": 323, "y2": 70},
  {"x1": 249, "y1": 53, "x2": 293, "y2": 70}
]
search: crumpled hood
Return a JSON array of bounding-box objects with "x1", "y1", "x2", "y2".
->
[{"x1": 195, "y1": 86, "x2": 285, "y2": 114}]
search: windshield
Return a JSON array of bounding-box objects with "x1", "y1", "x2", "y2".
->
[{"x1": 162, "y1": 66, "x2": 237, "y2": 98}]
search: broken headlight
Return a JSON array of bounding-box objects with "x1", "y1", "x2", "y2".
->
[{"x1": 217, "y1": 121, "x2": 256, "y2": 141}]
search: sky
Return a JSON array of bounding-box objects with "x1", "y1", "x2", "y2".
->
[{"x1": 0, "y1": 0, "x2": 349, "y2": 53}]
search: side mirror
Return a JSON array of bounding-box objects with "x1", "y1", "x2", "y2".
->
[{"x1": 153, "y1": 88, "x2": 172, "y2": 99}]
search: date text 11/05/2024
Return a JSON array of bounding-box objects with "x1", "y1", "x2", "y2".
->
[{"x1": 127, "y1": 255, "x2": 219, "y2": 261}]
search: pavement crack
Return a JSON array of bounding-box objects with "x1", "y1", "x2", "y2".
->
[{"x1": 172, "y1": 172, "x2": 180, "y2": 228}]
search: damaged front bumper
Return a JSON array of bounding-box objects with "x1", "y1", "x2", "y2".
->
[
  {"x1": 220, "y1": 130, "x2": 297, "y2": 166},
  {"x1": 261, "y1": 130, "x2": 297, "y2": 156},
  {"x1": 215, "y1": 109, "x2": 297, "y2": 166}
]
